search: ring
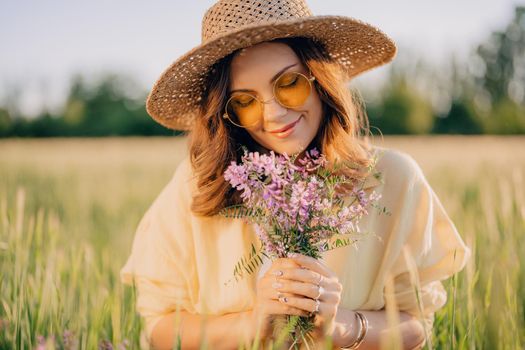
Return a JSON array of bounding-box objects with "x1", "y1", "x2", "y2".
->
[
  {"x1": 315, "y1": 299, "x2": 320, "y2": 313},
  {"x1": 308, "y1": 298, "x2": 320, "y2": 316},
  {"x1": 315, "y1": 285, "x2": 324, "y2": 299},
  {"x1": 279, "y1": 296, "x2": 288, "y2": 303},
  {"x1": 277, "y1": 293, "x2": 288, "y2": 303}
]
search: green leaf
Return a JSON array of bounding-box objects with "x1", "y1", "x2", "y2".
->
[
  {"x1": 218, "y1": 204, "x2": 262, "y2": 220},
  {"x1": 227, "y1": 243, "x2": 269, "y2": 284},
  {"x1": 321, "y1": 236, "x2": 360, "y2": 252}
]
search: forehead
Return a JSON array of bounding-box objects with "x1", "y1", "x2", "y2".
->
[{"x1": 229, "y1": 42, "x2": 304, "y2": 88}]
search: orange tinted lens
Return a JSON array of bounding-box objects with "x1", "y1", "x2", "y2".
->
[
  {"x1": 226, "y1": 93, "x2": 262, "y2": 127},
  {"x1": 274, "y1": 72, "x2": 311, "y2": 107}
]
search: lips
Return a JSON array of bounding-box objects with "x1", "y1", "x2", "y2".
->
[{"x1": 268, "y1": 117, "x2": 301, "y2": 133}]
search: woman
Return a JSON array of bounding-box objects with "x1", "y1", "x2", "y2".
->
[{"x1": 120, "y1": 1, "x2": 471, "y2": 349}]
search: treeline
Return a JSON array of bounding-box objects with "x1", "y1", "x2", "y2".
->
[
  {"x1": 0, "y1": 6, "x2": 523, "y2": 137},
  {"x1": 367, "y1": 5, "x2": 525, "y2": 135},
  {"x1": 0, "y1": 74, "x2": 178, "y2": 137}
]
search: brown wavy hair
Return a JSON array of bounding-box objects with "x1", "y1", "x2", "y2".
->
[{"x1": 188, "y1": 36, "x2": 378, "y2": 217}]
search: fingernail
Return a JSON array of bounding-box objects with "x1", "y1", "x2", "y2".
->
[
  {"x1": 289, "y1": 253, "x2": 299, "y2": 258},
  {"x1": 272, "y1": 270, "x2": 283, "y2": 276},
  {"x1": 272, "y1": 282, "x2": 282, "y2": 289}
]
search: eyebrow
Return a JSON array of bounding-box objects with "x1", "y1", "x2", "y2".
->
[{"x1": 230, "y1": 63, "x2": 298, "y2": 94}]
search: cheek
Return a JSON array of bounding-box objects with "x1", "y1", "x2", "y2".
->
[
  {"x1": 242, "y1": 95, "x2": 323, "y2": 153},
  {"x1": 305, "y1": 96, "x2": 323, "y2": 129}
]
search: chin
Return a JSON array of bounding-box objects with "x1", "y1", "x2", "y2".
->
[
  {"x1": 251, "y1": 131, "x2": 315, "y2": 157},
  {"x1": 270, "y1": 143, "x2": 307, "y2": 157}
]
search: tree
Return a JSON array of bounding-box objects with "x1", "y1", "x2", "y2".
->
[
  {"x1": 474, "y1": 6, "x2": 525, "y2": 106},
  {"x1": 433, "y1": 99, "x2": 484, "y2": 134},
  {"x1": 59, "y1": 73, "x2": 176, "y2": 136},
  {"x1": 369, "y1": 75, "x2": 434, "y2": 135},
  {"x1": 0, "y1": 108, "x2": 11, "y2": 137}
]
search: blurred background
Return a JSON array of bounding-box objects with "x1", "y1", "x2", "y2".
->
[
  {"x1": 0, "y1": 0, "x2": 524, "y2": 136},
  {"x1": 0, "y1": 1, "x2": 524, "y2": 349}
]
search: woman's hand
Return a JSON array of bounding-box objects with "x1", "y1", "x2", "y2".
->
[
  {"x1": 249, "y1": 257, "x2": 312, "y2": 340},
  {"x1": 277, "y1": 253, "x2": 343, "y2": 339}
]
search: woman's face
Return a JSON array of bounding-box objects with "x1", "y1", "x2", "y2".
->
[{"x1": 228, "y1": 41, "x2": 323, "y2": 156}]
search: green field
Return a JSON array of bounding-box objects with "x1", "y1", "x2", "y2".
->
[{"x1": 0, "y1": 136, "x2": 524, "y2": 349}]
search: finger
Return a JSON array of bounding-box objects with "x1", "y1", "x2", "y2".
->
[
  {"x1": 264, "y1": 284, "x2": 299, "y2": 300},
  {"x1": 273, "y1": 279, "x2": 342, "y2": 304},
  {"x1": 272, "y1": 279, "x2": 320, "y2": 300},
  {"x1": 277, "y1": 267, "x2": 323, "y2": 285},
  {"x1": 273, "y1": 257, "x2": 302, "y2": 268},
  {"x1": 276, "y1": 294, "x2": 320, "y2": 314},
  {"x1": 260, "y1": 279, "x2": 301, "y2": 301},
  {"x1": 266, "y1": 258, "x2": 301, "y2": 278},
  {"x1": 288, "y1": 253, "x2": 335, "y2": 278},
  {"x1": 264, "y1": 299, "x2": 311, "y2": 317}
]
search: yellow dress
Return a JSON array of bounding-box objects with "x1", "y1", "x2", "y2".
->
[{"x1": 120, "y1": 145, "x2": 471, "y2": 348}]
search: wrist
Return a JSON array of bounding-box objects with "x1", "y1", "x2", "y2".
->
[
  {"x1": 333, "y1": 309, "x2": 360, "y2": 348},
  {"x1": 340, "y1": 311, "x2": 368, "y2": 349}
]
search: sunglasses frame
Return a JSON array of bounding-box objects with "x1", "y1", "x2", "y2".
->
[{"x1": 223, "y1": 71, "x2": 316, "y2": 129}]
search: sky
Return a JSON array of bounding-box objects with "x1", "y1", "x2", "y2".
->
[{"x1": 0, "y1": 0, "x2": 521, "y2": 117}]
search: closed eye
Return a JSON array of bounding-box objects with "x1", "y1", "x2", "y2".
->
[{"x1": 232, "y1": 97, "x2": 255, "y2": 108}]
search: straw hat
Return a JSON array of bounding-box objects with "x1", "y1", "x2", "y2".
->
[{"x1": 146, "y1": 0, "x2": 397, "y2": 131}]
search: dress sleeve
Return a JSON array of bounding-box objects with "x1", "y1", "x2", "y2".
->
[
  {"x1": 119, "y1": 156, "x2": 196, "y2": 342},
  {"x1": 383, "y1": 156, "x2": 472, "y2": 340}
]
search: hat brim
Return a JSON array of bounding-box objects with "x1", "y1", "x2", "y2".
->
[{"x1": 146, "y1": 15, "x2": 397, "y2": 131}]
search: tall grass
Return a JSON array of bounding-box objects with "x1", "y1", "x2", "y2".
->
[{"x1": 0, "y1": 137, "x2": 523, "y2": 349}]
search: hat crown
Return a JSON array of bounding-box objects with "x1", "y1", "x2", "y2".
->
[{"x1": 202, "y1": 0, "x2": 313, "y2": 43}]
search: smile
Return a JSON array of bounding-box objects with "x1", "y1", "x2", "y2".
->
[{"x1": 268, "y1": 116, "x2": 302, "y2": 138}]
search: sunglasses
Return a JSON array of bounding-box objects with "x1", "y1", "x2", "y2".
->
[{"x1": 223, "y1": 71, "x2": 316, "y2": 128}]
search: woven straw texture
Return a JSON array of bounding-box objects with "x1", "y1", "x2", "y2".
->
[{"x1": 146, "y1": 0, "x2": 397, "y2": 131}]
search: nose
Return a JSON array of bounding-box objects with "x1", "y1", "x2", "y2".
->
[{"x1": 261, "y1": 95, "x2": 287, "y2": 123}]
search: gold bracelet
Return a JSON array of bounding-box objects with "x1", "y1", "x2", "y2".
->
[{"x1": 340, "y1": 311, "x2": 368, "y2": 349}]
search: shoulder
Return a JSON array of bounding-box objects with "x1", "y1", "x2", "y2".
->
[
  {"x1": 167, "y1": 155, "x2": 197, "y2": 195},
  {"x1": 149, "y1": 155, "x2": 195, "y2": 212},
  {"x1": 370, "y1": 145, "x2": 426, "y2": 188},
  {"x1": 173, "y1": 155, "x2": 194, "y2": 183}
]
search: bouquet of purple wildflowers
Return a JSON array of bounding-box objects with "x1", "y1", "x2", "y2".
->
[{"x1": 221, "y1": 147, "x2": 387, "y2": 348}]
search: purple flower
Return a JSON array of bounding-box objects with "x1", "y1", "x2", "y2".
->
[
  {"x1": 224, "y1": 161, "x2": 248, "y2": 188},
  {"x1": 309, "y1": 148, "x2": 320, "y2": 158},
  {"x1": 222, "y1": 147, "x2": 383, "y2": 259},
  {"x1": 35, "y1": 335, "x2": 46, "y2": 350},
  {"x1": 118, "y1": 339, "x2": 130, "y2": 350},
  {"x1": 62, "y1": 329, "x2": 78, "y2": 350},
  {"x1": 99, "y1": 339, "x2": 114, "y2": 350},
  {"x1": 34, "y1": 335, "x2": 56, "y2": 350},
  {"x1": 221, "y1": 146, "x2": 385, "y2": 347}
]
